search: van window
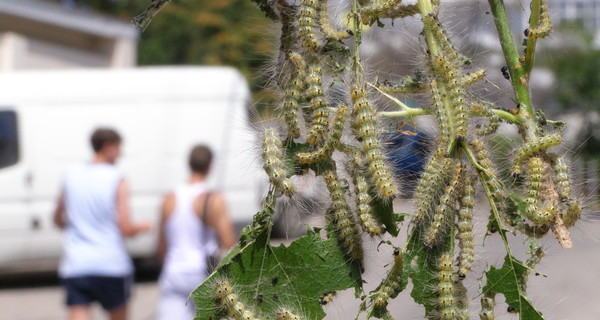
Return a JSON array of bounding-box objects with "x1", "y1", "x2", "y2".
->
[{"x1": 0, "y1": 110, "x2": 19, "y2": 169}]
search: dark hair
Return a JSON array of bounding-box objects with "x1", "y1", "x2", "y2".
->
[
  {"x1": 189, "y1": 145, "x2": 213, "y2": 174},
  {"x1": 91, "y1": 128, "x2": 122, "y2": 152}
]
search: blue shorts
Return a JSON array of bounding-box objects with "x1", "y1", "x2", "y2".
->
[{"x1": 63, "y1": 275, "x2": 132, "y2": 310}]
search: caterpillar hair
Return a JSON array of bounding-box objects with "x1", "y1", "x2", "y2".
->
[
  {"x1": 305, "y1": 64, "x2": 330, "y2": 145},
  {"x1": 448, "y1": 80, "x2": 469, "y2": 139},
  {"x1": 360, "y1": 0, "x2": 403, "y2": 25},
  {"x1": 282, "y1": 52, "x2": 306, "y2": 139},
  {"x1": 470, "y1": 139, "x2": 509, "y2": 222},
  {"x1": 323, "y1": 170, "x2": 364, "y2": 261},
  {"x1": 214, "y1": 279, "x2": 261, "y2": 320},
  {"x1": 262, "y1": 128, "x2": 296, "y2": 197},
  {"x1": 457, "y1": 177, "x2": 475, "y2": 279},
  {"x1": 412, "y1": 155, "x2": 454, "y2": 225},
  {"x1": 563, "y1": 198, "x2": 582, "y2": 228},
  {"x1": 373, "y1": 249, "x2": 404, "y2": 308},
  {"x1": 550, "y1": 155, "x2": 571, "y2": 200},
  {"x1": 351, "y1": 86, "x2": 397, "y2": 198},
  {"x1": 379, "y1": 4, "x2": 420, "y2": 20},
  {"x1": 424, "y1": 161, "x2": 465, "y2": 247},
  {"x1": 437, "y1": 253, "x2": 458, "y2": 319},
  {"x1": 355, "y1": 174, "x2": 384, "y2": 236},
  {"x1": 526, "y1": 0, "x2": 551, "y2": 39},
  {"x1": 295, "y1": 105, "x2": 347, "y2": 164},
  {"x1": 299, "y1": 0, "x2": 320, "y2": 51},
  {"x1": 319, "y1": 0, "x2": 352, "y2": 41},
  {"x1": 461, "y1": 69, "x2": 486, "y2": 87},
  {"x1": 525, "y1": 157, "x2": 545, "y2": 225},
  {"x1": 430, "y1": 79, "x2": 454, "y2": 145},
  {"x1": 512, "y1": 133, "x2": 562, "y2": 175},
  {"x1": 376, "y1": 77, "x2": 422, "y2": 95}
]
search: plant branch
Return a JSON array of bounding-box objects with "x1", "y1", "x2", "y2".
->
[{"x1": 524, "y1": 0, "x2": 542, "y2": 74}]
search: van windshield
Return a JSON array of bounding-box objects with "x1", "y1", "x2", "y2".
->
[{"x1": 0, "y1": 110, "x2": 19, "y2": 169}]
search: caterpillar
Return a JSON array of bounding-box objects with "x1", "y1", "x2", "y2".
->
[
  {"x1": 422, "y1": 14, "x2": 460, "y2": 68},
  {"x1": 275, "y1": 307, "x2": 303, "y2": 320},
  {"x1": 525, "y1": 157, "x2": 545, "y2": 225},
  {"x1": 469, "y1": 102, "x2": 500, "y2": 136},
  {"x1": 412, "y1": 155, "x2": 453, "y2": 225},
  {"x1": 323, "y1": 170, "x2": 364, "y2": 261},
  {"x1": 479, "y1": 292, "x2": 495, "y2": 320},
  {"x1": 437, "y1": 254, "x2": 457, "y2": 319},
  {"x1": 318, "y1": 0, "x2": 351, "y2": 41},
  {"x1": 470, "y1": 140, "x2": 509, "y2": 222},
  {"x1": 512, "y1": 133, "x2": 562, "y2": 175},
  {"x1": 296, "y1": 105, "x2": 347, "y2": 164},
  {"x1": 380, "y1": 4, "x2": 420, "y2": 20},
  {"x1": 526, "y1": 0, "x2": 551, "y2": 39},
  {"x1": 550, "y1": 155, "x2": 571, "y2": 199},
  {"x1": 520, "y1": 245, "x2": 545, "y2": 291},
  {"x1": 448, "y1": 80, "x2": 469, "y2": 139},
  {"x1": 461, "y1": 69, "x2": 486, "y2": 87},
  {"x1": 305, "y1": 64, "x2": 330, "y2": 145},
  {"x1": 262, "y1": 129, "x2": 296, "y2": 197},
  {"x1": 424, "y1": 161, "x2": 465, "y2": 247},
  {"x1": 355, "y1": 175, "x2": 384, "y2": 236},
  {"x1": 454, "y1": 280, "x2": 470, "y2": 319},
  {"x1": 376, "y1": 77, "x2": 422, "y2": 95},
  {"x1": 319, "y1": 292, "x2": 336, "y2": 305},
  {"x1": 373, "y1": 249, "x2": 404, "y2": 308},
  {"x1": 215, "y1": 280, "x2": 261, "y2": 320},
  {"x1": 282, "y1": 53, "x2": 306, "y2": 139},
  {"x1": 351, "y1": 86, "x2": 397, "y2": 198},
  {"x1": 299, "y1": 0, "x2": 320, "y2": 51},
  {"x1": 563, "y1": 198, "x2": 582, "y2": 228},
  {"x1": 431, "y1": 55, "x2": 457, "y2": 81},
  {"x1": 430, "y1": 79, "x2": 454, "y2": 144},
  {"x1": 457, "y1": 177, "x2": 475, "y2": 279},
  {"x1": 360, "y1": 0, "x2": 403, "y2": 25}
]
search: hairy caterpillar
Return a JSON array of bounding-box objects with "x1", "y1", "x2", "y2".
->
[
  {"x1": 550, "y1": 155, "x2": 571, "y2": 199},
  {"x1": 380, "y1": 4, "x2": 420, "y2": 20},
  {"x1": 319, "y1": 0, "x2": 351, "y2": 41},
  {"x1": 437, "y1": 254, "x2": 457, "y2": 319},
  {"x1": 563, "y1": 199, "x2": 582, "y2": 228},
  {"x1": 412, "y1": 155, "x2": 453, "y2": 225},
  {"x1": 351, "y1": 86, "x2": 397, "y2": 198},
  {"x1": 461, "y1": 69, "x2": 486, "y2": 87},
  {"x1": 305, "y1": 64, "x2": 330, "y2": 145},
  {"x1": 299, "y1": 0, "x2": 320, "y2": 51},
  {"x1": 470, "y1": 140, "x2": 508, "y2": 221},
  {"x1": 454, "y1": 280, "x2": 470, "y2": 319},
  {"x1": 376, "y1": 77, "x2": 422, "y2": 95},
  {"x1": 373, "y1": 249, "x2": 404, "y2": 307},
  {"x1": 262, "y1": 128, "x2": 296, "y2": 197},
  {"x1": 422, "y1": 14, "x2": 460, "y2": 68},
  {"x1": 323, "y1": 170, "x2": 364, "y2": 261},
  {"x1": 520, "y1": 246, "x2": 545, "y2": 291},
  {"x1": 430, "y1": 79, "x2": 454, "y2": 144},
  {"x1": 296, "y1": 105, "x2": 347, "y2": 164},
  {"x1": 355, "y1": 175, "x2": 384, "y2": 236},
  {"x1": 275, "y1": 307, "x2": 303, "y2": 320},
  {"x1": 512, "y1": 133, "x2": 562, "y2": 175},
  {"x1": 282, "y1": 53, "x2": 306, "y2": 139},
  {"x1": 360, "y1": 0, "x2": 403, "y2": 25},
  {"x1": 525, "y1": 157, "x2": 545, "y2": 225},
  {"x1": 424, "y1": 161, "x2": 465, "y2": 247},
  {"x1": 469, "y1": 102, "x2": 500, "y2": 136},
  {"x1": 479, "y1": 292, "x2": 495, "y2": 320},
  {"x1": 215, "y1": 280, "x2": 261, "y2": 320},
  {"x1": 526, "y1": 0, "x2": 551, "y2": 39},
  {"x1": 319, "y1": 292, "x2": 336, "y2": 305},
  {"x1": 448, "y1": 81, "x2": 469, "y2": 139},
  {"x1": 457, "y1": 177, "x2": 475, "y2": 279}
]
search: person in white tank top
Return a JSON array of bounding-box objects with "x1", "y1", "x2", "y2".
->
[
  {"x1": 53, "y1": 128, "x2": 151, "y2": 320},
  {"x1": 157, "y1": 145, "x2": 236, "y2": 320}
]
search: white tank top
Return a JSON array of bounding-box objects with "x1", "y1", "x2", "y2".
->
[
  {"x1": 59, "y1": 162, "x2": 132, "y2": 277},
  {"x1": 160, "y1": 182, "x2": 218, "y2": 282}
]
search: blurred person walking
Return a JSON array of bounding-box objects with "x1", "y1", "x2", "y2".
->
[
  {"x1": 53, "y1": 128, "x2": 151, "y2": 320},
  {"x1": 157, "y1": 145, "x2": 236, "y2": 320}
]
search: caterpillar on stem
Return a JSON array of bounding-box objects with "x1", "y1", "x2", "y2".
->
[
  {"x1": 422, "y1": 13, "x2": 461, "y2": 68},
  {"x1": 424, "y1": 161, "x2": 464, "y2": 247},
  {"x1": 448, "y1": 80, "x2": 469, "y2": 139},
  {"x1": 323, "y1": 170, "x2": 364, "y2": 261},
  {"x1": 355, "y1": 174, "x2": 384, "y2": 236},
  {"x1": 469, "y1": 102, "x2": 500, "y2": 136},
  {"x1": 295, "y1": 105, "x2": 347, "y2": 164},
  {"x1": 319, "y1": 0, "x2": 352, "y2": 41},
  {"x1": 372, "y1": 249, "x2": 404, "y2": 308},
  {"x1": 299, "y1": 0, "x2": 320, "y2": 51},
  {"x1": 461, "y1": 69, "x2": 486, "y2": 87},
  {"x1": 470, "y1": 139, "x2": 509, "y2": 222},
  {"x1": 437, "y1": 254, "x2": 458, "y2": 319},
  {"x1": 360, "y1": 0, "x2": 403, "y2": 25},
  {"x1": 214, "y1": 279, "x2": 261, "y2": 320},
  {"x1": 351, "y1": 86, "x2": 397, "y2": 198},
  {"x1": 512, "y1": 133, "x2": 562, "y2": 175},
  {"x1": 282, "y1": 52, "x2": 306, "y2": 139},
  {"x1": 525, "y1": 157, "x2": 545, "y2": 225},
  {"x1": 412, "y1": 155, "x2": 453, "y2": 225},
  {"x1": 376, "y1": 77, "x2": 422, "y2": 95},
  {"x1": 305, "y1": 64, "x2": 330, "y2": 145},
  {"x1": 457, "y1": 177, "x2": 475, "y2": 279},
  {"x1": 550, "y1": 155, "x2": 571, "y2": 200},
  {"x1": 430, "y1": 79, "x2": 454, "y2": 145},
  {"x1": 526, "y1": 0, "x2": 551, "y2": 39},
  {"x1": 262, "y1": 129, "x2": 296, "y2": 197},
  {"x1": 379, "y1": 4, "x2": 420, "y2": 20}
]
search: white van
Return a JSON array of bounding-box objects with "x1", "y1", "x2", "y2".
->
[{"x1": 0, "y1": 67, "x2": 262, "y2": 271}]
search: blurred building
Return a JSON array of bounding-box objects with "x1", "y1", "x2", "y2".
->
[{"x1": 0, "y1": 0, "x2": 138, "y2": 70}]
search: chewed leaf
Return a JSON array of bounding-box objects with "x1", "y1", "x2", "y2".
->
[
  {"x1": 483, "y1": 255, "x2": 544, "y2": 320},
  {"x1": 193, "y1": 230, "x2": 361, "y2": 319}
]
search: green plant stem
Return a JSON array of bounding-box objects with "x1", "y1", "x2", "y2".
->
[
  {"x1": 488, "y1": 0, "x2": 538, "y2": 140},
  {"x1": 524, "y1": 0, "x2": 541, "y2": 75},
  {"x1": 379, "y1": 109, "x2": 429, "y2": 118},
  {"x1": 351, "y1": 0, "x2": 362, "y2": 82}
]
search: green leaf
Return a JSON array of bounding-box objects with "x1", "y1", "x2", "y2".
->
[
  {"x1": 482, "y1": 255, "x2": 544, "y2": 320},
  {"x1": 193, "y1": 230, "x2": 361, "y2": 319},
  {"x1": 370, "y1": 197, "x2": 401, "y2": 237}
]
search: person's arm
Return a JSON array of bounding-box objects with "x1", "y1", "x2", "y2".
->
[
  {"x1": 157, "y1": 193, "x2": 175, "y2": 263},
  {"x1": 116, "y1": 178, "x2": 151, "y2": 237},
  {"x1": 53, "y1": 190, "x2": 66, "y2": 229},
  {"x1": 202, "y1": 192, "x2": 236, "y2": 250}
]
